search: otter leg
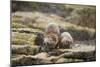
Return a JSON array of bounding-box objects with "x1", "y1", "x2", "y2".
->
[{"x1": 55, "y1": 43, "x2": 59, "y2": 49}]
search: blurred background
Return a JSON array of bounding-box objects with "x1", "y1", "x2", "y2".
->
[{"x1": 11, "y1": 1, "x2": 96, "y2": 66}]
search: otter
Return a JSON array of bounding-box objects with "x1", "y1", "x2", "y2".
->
[
  {"x1": 60, "y1": 32, "x2": 73, "y2": 48},
  {"x1": 43, "y1": 33, "x2": 59, "y2": 51},
  {"x1": 43, "y1": 23, "x2": 60, "y2": 51}
]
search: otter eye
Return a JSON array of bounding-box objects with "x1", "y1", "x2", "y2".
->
[{"x1": 47, "y1": 42, "x2": 49, "y2": 45}]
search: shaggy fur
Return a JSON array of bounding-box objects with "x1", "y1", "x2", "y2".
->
[
  {"x1": 45, "y1": 23, "x2": 60, "y2": 35},
  {"x1": 60, "y1": 32, "x2": 73, "y2": 48},
  {"x1": 43, "y1": 23, "x2": 60, "y2": 51}
]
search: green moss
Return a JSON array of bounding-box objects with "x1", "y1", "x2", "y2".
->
[
  {"x1": 12, "y1": 32, "x2": 36, "y2": 45},
  {"x1": 12, "y1": 22, "x2": 27, "y2": 28}
]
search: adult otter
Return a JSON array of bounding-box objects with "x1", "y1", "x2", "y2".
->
[{"x1": 43, "y1": 23, "x2": 60, "y2": 51}]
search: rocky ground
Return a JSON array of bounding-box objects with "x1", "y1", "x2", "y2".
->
[{"x1": 11, "y1": 2, "x2": 96, "y2": 66}]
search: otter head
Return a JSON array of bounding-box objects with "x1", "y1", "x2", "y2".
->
[{"x1": 43, "y1": 33, "x2": 59, "y2": 49}]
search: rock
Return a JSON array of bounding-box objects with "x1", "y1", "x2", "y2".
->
[
  {"x1": 12, "y1": 45, "x2": 41, "y2": 55},
  {"x1": 33, "y1": 52, "x2": 49, "y2": 59},
  {"x1": 48, "y1": 43, "x2": 95, "y2": 61},
  {"x1": 56, "y1": 58, "x2": 68, "y2": 63},
  {"x1": 11, "y1": 43, "x2": 95, "y2": 66},
  {"x1": 56, "y1": 58, "x2": 83, "y2": 63},
  {"x1": 12, "y1": 45, "x2": 28, "y2": 54},
  {"x1": 12, "y1": 28, "x2": 42, "y2": 34},
  {"x1": 57, "y1": 47, "x2": 95, "y2": 61},
  {"x1": 11, "y1": 52, "x2": 52, "y2": 66}
]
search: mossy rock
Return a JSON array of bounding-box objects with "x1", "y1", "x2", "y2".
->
[{"x1": 11, "y1": 45, "x2": 41, "y2": 55}]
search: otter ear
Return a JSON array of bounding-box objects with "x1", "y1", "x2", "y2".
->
[{"x1": 59, "y1": 26, "x2": 66, "y2": 34}]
